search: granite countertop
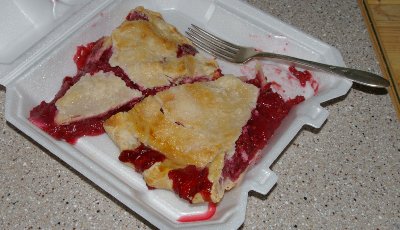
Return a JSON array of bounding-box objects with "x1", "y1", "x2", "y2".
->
[{"x1": 0, "y1": 0, "x2": 399, "y2": 229}]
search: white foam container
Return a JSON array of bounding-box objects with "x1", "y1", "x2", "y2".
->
[{"x1": 0, "y1": 0, "x2": 352, "y2": 229}]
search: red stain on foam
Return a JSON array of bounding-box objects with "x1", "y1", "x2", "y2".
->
[
  {"x1": 288, "y1": 66, "x2": 319, "y2": 95},
  {"x1": 248, "y1": 34, "x2": 266, "y2": 52},
  {"x1": 311, "y1": 80, "x2": 319, "y2": 95},
  {"x1": 270, "y1": 81, "x2": 285, "y2": 93},
  {"x1": 240, "y1": 65, "x2": 255, "y2": 76},
  {"x1": 177, "y1": 203, "x2": 216, "y2": 222},
  {"x1": 274, "y1": 68, "x2": 282, "y2": 75}
]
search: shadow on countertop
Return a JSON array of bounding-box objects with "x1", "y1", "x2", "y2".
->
[{"x1": 351, "y1": 82, "x2": 388, "y2": 95}]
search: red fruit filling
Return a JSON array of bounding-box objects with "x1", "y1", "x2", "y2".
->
[
  {"x1": 73, "y1": 42, "x2": 96, "y2": 71},
  {"x1": 168, "y1": 165, "x2": 213, "y2": 203},
  {"x1": 177, "y1": 44, "x2": 198, "y2": 58},
  {"x1": 119, "y1": 145, "x2": 166, "y2": 173},
  {"x1": 126, "y1": 10, "x2": 149, "y2": 21},
  {"x1": 222, "y1": 81, "x2": 304, "y2": 181},
  {"x1": 288, "y1": 65, "x2": 312, "y2": 87}
]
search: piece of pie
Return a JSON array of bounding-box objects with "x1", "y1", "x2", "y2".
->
[
  {"x1": 104, "y1": 71, "x2": 305, "y2": 203},
  {"x1": 29, "y1": 6, "x2": 219, "y2": 143}
]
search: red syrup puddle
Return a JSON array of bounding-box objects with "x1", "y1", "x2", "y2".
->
[{"x1": 177, "y1": 202, "x2": 217, "y2": 222}]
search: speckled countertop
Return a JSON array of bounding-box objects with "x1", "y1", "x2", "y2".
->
[{"x1": 0, "y1": 0, "x2": 399, "y2": 229}]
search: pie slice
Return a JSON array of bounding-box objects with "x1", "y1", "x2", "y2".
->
[
  {"x1": 109, "y1": 6, "x2": 218, "y2": 89},
  {"x1": 29, "y1": 69, "x2": 143, "y2": 144},
  {"x1": 104, "y1": 75, "x2": 259, "y2": 203},
  {"x1": 104, "y1": 69, "x2": 306, "y2": 203},
  {"x1": 54, "y1": 71, "x2": 142, "y2": 125},
  {"x1": 29, "y1": 6, "x2": 220, "y2": 143}
]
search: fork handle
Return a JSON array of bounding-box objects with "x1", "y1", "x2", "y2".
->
[{"x1": 253, "y1": 52, "x2": 390, "y2": 88}]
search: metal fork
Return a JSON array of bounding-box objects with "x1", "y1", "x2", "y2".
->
[{"x1": 186, "y1": 25, "x2": 390, "y2": 88}]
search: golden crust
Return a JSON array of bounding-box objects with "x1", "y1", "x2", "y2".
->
[
  {"x1": 55, "y1": 71, "x2": 142, "y2": 125},
  {"x1": 104, "y1": 75, "x2": 259, "y2": 203},
  {"x1": 127, "y1": 76, "x2": 258, "y2": 167},
  {"x1": 109, "y1": 6, "x2": 218, "y2": 89},
  {"x1": 103, "y1": 112, "x2": 141, "y2": 151}
]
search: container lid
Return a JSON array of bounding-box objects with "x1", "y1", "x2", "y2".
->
[{"x1": 0, "y1": 0, "x2": 94, "y2": 85}]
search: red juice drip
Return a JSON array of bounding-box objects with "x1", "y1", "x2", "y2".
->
[
  {"x1": 168, "y1": 165, "x2": 212, "y2": 203},
  {"x1": 177, "y1": 202, "x2": 217, "y2": 222},
  {"x1": 119, "y1": 145, "x2": 166, "y2": 173}
]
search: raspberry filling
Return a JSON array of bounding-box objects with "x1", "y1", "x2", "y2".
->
[
  {"x1": 222, "y1": 81, "x2": 304, "y2": 181},
  {"x1": 288, "y1": 65, "x2": 312, "y2": 87},
  {"x1": 126, "y1": 10, "x2": 149, "y2": 21},
  {"x1": 73, "y1": 42, "x2": 96, "y2": 71},
  {"x1": 119, "y1": 146, "x2": 213, "y2": 203},
  {"x1": 168, "y1": 165, "x2": 213, "y2": 203},
  {"x1": 119, "y1": 145, "x2": 166, "y2": 173},
  {"x1": 177, "y1": 44, "x2": 198, "y2": 58}
]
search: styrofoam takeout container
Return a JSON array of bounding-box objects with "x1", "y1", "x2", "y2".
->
[{"x1": 0, "y1": 0, "x2": 352, "y2": 229}]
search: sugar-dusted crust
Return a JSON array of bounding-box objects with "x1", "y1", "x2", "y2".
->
[
  {"x1": 104, "y1": 75, "x2": 259, "y2": 203},
  {"x1": 55, "y1": 71, "x2": 142, "y2": 125},
  {"x1": 109, "y1": 6, "x2": 218, "y2": 89}
]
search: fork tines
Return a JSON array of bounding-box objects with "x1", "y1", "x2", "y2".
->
[{"x1": 186, "y1": 24, "x2": 238, "y2": 62}]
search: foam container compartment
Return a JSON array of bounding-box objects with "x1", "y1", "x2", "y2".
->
[
  {"x1": 0, "y1": 0, "x2": 352, "y2": 229},
  {"x1": 0, "y1": 0, "x2": 91, "y2": 64}
]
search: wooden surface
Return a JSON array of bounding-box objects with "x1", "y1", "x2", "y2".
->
[{"x1": 359, "y1": 0, "x2": 400, "y2": 118}]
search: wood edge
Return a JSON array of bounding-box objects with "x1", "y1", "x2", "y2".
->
[{"x1": 357, "y1": 0, "x2": 400, "y2": 119}]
